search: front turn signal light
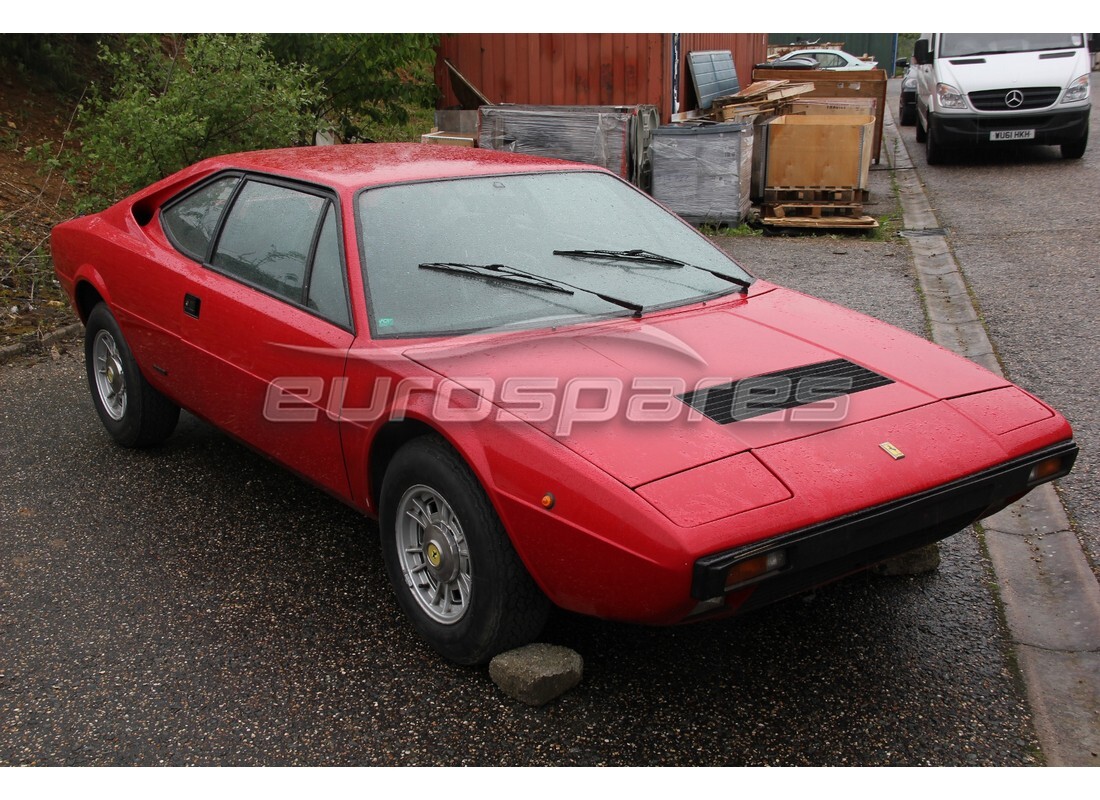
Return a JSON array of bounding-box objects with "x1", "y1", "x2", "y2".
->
[
  {"x1": 1028, "y1": 456, "x2": 1069, "y2": 486},
  {"x1": 724, "y1": 550, "x2": 788, "y2": 589}
]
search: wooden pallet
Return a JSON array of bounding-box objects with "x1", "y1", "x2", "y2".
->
[
  {"x1": 761, "y1": 215, "x2": 878, "y2": 230},
  {"x1": 760, "y1": 210, "x2": 879, "y2": 230},
  {"x1": 764, "y1": 186, "x2": 870, "y2": 204},
  {"x1": 760, "y1": 198, "x2": 878, "y2": 229}
]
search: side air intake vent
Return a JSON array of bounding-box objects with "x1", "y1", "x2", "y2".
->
[{"x1": 678, "y1": 358, "x2": 894, "y2": 425}]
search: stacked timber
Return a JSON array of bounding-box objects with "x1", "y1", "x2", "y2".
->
[{"x1": 712, "y1": 80, "x2": 817, "y2": 122}]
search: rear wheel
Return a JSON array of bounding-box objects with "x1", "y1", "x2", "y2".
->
[
  {"x1": 85, "y1": 303, "x2": 179, "y2": 447},
  {"x1": 899, "y1": 98, "x2": 915, "y2": 126},
  {"x1": 915, "y1": 108, "x2": 928, "y2": 143},
  {"x1": 1062, "y1": 132, "x2": 1087, "y2": 160},
  {"x1": 379, "y1": 435, "x2": 550, "y2": 665}
]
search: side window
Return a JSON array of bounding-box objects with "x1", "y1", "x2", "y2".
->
[
  {"x1": 307, "y1": 204, "x2": 351, "y2": 329},
  {"x1": 212, "y1": 181, "x2": 325, "y2": 305},
  {"x1": 161, "y1": 176, "x2": 239, "y2": 262}
]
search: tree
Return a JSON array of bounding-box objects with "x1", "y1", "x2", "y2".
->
[
  {"x1": 70, "y1": 34, "x2": 323, "y2": 209},
  {"x1": 267, "y1": 34, "x2": 439, "y2": 142}
]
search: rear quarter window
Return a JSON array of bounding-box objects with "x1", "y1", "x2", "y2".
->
[{"x1": 161, "y1": 176, "x2": 240, "y2": 262}]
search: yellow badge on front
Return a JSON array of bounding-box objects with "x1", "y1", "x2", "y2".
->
[{"x1": 879, "y1": 442, "x2": 905, "y2": 460}]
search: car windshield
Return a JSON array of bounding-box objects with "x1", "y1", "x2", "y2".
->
[
  {"x1": 356, "y1": 171, "x2": 754, "y2": 337},
  {"x1": 940, "y1": 33, "x2": 1084, "y2": 58}
]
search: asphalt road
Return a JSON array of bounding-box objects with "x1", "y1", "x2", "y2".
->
[
  {"x1": 890, "y1": 75, "x2": 1100, "y2": 577},
  {"x1": 2, "y1": 81, "x2": 1094, "y2": 766}
]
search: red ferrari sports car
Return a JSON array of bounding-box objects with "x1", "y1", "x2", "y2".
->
[{"x1": 51, "y1": 144, "x2": 1076, "y2": 664}]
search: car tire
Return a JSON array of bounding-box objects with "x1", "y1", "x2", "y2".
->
[
  {"x1": 925, "y1": 116, "x2": 943, "y2": 165},
  {"x1": 84, "y1": 303, "x2": 180, "y2": 447},
  {"x1": 1062, "y1": 132, "x2": 1088, "y2": 160},
  {"x1": 899, "y1": 100, "x2": 915, "y2": 126},
  {"x1": 915, "y1": 109, "x2": 928, "y2": 143},
  {"x1": 379, "y1": 434, "x2": 550, "y2": 665}
]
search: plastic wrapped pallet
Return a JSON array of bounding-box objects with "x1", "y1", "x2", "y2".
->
[
  {"x1": 477, "y1": 105, "x2": 658, "y2": 189},
  {"x1": 650, "y1": 122, "x2": 753, "y2": 225}
]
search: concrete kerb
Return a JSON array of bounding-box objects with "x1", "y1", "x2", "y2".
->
[
  {"x1": 0, "y1": 321, "x2": 82, "y2": 365},
  {"x1": 885, "y1": 108, "x2": 1100, "y2": 766}
]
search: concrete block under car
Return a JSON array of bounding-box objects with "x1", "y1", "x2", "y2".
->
[{"x1": 489, "y1": 644, "x2": 584, "y2": 706}]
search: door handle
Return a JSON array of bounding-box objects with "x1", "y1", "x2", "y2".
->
[{"x1": 184, "y1": 293, "x2": 201, "y2": 319}]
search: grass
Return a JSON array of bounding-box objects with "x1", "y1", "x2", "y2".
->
[
  {"x1": 701, "y1": 221, "x2": 764, "y2": 238},
  {"x1": 864, "y1": 161, "x2": 906, "y2": 241}
]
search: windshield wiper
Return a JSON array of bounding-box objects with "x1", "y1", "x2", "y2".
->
[
  {"x1": 553, "y1": 248, "x2": 690, "y2": 267},
  {"x1": 552, "y1": 248, "x2": 752, "y2": 293},
  {"x1": 418, "y1": 262, "x2": 644, "y2": 317}
]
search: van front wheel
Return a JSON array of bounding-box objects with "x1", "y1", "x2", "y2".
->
[
  {"x1": 1062, "y1": 133, "x2": 1087, "y2": 160},
  {"x1": 926, "y1": 118, "x2": 943, "y2": 165}
]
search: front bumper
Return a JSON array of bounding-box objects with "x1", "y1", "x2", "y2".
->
[
  {"x1": 691, "y1": 440, "x2": 1078, "y2": 610},
  {"x1": 930, "y1": 107, "x2": 1089, "y2": 146}
]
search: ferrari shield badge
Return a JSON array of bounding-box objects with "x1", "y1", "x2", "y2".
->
[{"x1": 879, "y1": 442, "x2": 905, "y2": 460}]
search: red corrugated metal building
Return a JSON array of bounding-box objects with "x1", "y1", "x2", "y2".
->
[{"x1": 436, "y1": 34, "x2": 768, "y2": 122}]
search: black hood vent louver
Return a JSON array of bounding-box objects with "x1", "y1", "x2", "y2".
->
[{"x1": 678, "y1": 358, "x2": 894, "y2": 425}]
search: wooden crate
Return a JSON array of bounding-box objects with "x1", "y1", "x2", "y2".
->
[
  {"x1": 782, "y1": 97, "x2": 878, "y2": 119},
  {"x1": 420, "y1": 130, "x2": 477, "y2": 147},
  {"x1": 763, "y1": 114, "x2": 875, "y2": 190},
  {"x1": 750, "y1": 67, "x2": 887, "y2": 162}
]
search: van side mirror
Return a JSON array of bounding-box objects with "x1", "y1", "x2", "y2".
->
[{"x1": 913, "y1": 39, "x2": 931, "y2": 65}]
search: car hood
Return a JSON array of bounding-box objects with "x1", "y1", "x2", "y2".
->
[{"x1": 404, "y1": 284, "x2": 1008, "y2": 487}]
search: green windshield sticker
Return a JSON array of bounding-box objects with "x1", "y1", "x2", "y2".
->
[{"x1": 378, "y1": 317, "x2": 394, "y2": 327}]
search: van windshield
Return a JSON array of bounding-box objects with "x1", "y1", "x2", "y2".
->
[{"x1": 940, "y1": 33, "x2": 1084, "y2": 58}]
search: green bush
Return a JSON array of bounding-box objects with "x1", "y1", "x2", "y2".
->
[{"x1": 68, "y1": 34, "x2": 323, "y2": 211}]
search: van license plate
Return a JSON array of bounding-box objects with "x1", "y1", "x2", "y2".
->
[{"x1": 990, "y1": 129, "x2": 1035, "y2": 141}]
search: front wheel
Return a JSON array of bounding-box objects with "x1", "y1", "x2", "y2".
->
[
  {"x1": 84, "y1": 303, "x2": 180, "y2": 447},
  {"x1": 915, "y1": 107, "x2": 928, "y2": 143},
  {"x1": 1062, "y1": 132, "x2": 1087, "y2": 160},
  {"x1": 925, "y1": 116, "x2": 943, "y2": 165},
  {"x1": 379, "y1": 435, "x2": 550, "y2": 665}
]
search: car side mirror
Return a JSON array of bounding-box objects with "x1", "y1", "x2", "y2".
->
[
  {"x1": 895, "y1": 57, "x2": 909, "y2": 69},
  {"x1": 913, "y1": 40, "x2": 931, "y2": 65}
]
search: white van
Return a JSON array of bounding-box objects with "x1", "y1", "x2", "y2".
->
[{"x1": 912, "y1": 33, "x2": 1091, "y2": 162}]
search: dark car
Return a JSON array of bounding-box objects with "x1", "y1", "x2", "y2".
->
[{"x1": 898, "y1": 59, "x2": 917, "y2": 125}]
